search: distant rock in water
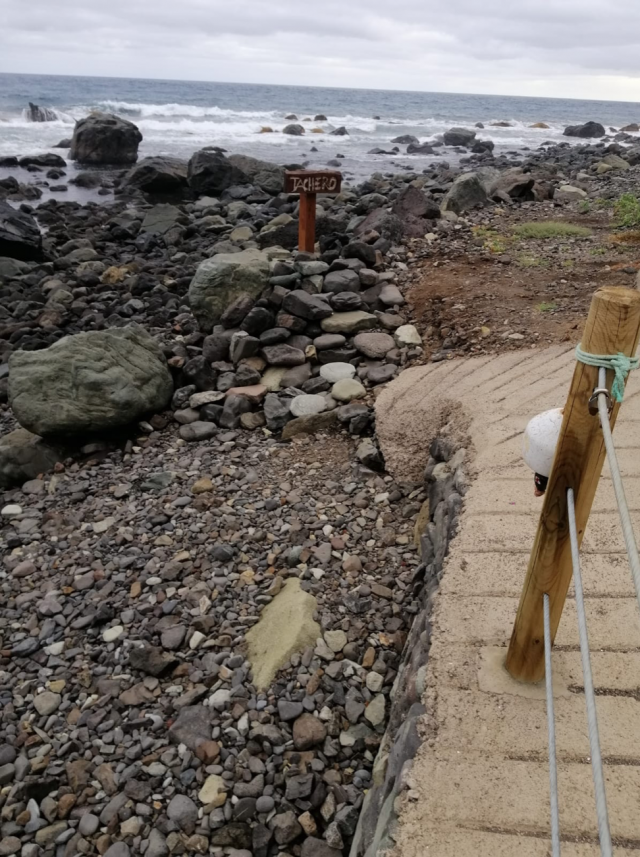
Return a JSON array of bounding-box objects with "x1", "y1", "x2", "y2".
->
[
  {"x1": 25, "y1": 102, "x2": 58, "y2": 122},
  {"x1": 70, "y1": 112, "x2": 142, "y2": 165},
  {"x1": 563, "y1": 121, "x2": 605, "y2": 138},
  {"x1": 53, "y1": 138, "x2": 71, "y2": 148}
]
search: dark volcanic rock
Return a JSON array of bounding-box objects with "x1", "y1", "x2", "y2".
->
[
  {"x1": 70, "y1": 112, "x2": 142, "y2": 165},
  {"x1": 123, "y1": 156, "x2": 189, "y2": 194},
  {"x1": 563, "y1": 121, "x2": 606, "y2": 138},
  {"x1": 0, "y1": 200, "x2": 43, "y2": 262},
  {"x1": 443, "y1": 127, "x2": 476, "y2": 147},
  {"x1": 187, "y1": 150, "x2": 247, "y2": 197},
  {"x1": 18, "y1": 153, "x2": 66, "y2": 168}
]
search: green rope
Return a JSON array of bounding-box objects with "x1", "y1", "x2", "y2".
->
[{"x1": 575, "y1": 344, "x2": 639, "y2": 402}]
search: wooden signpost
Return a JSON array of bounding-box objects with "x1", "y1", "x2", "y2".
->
[{"x1": 284, "y1": 170, "x2": 342, "y2": 253}]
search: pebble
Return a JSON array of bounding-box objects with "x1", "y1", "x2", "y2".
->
[
  {"x1": 1, "y1": 505, "x2": 21, "y2": 518},
  {"x1": 320, "y1": 362, "x2": 356, "y2": 383},
  {"x1": 33, "y1": 691, "x2": 61, "y2": 716},
  {"x1": 332, "y1": 378, "x2": 366, "y2": 402},
  {"x1": 102, "y1": 625, "x2": 124, "y2": 642},
  {"x1": 289, "y1": 394, "x2": 327, "y2": 417}
]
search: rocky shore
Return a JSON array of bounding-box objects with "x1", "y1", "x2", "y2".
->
[{"x1": 1, "y1": 109, "x2": 639, "y2": 857}]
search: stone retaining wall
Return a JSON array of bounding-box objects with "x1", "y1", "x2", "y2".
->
[{"x1": 349, "y1": 418, "x2": 470, "y2": 857}]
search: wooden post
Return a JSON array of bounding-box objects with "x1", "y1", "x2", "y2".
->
[
  {"x1": 284, "y1": 170, "x2": 342, "y2": 254},
  {"x1": 506, "y1": 286, "x2": 640, "y2": 683},
  {"x1": 298, "y1": 191, "x2": 317, "y2": 253}
]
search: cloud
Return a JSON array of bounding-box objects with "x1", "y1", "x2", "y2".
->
[{"x1": 2, "y1": 0, "x2": 640, "y2": 100}]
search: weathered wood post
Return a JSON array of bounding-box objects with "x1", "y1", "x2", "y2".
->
[
  {"x1": 284, "y1": 170, "x2": 342, "y2": 253},
  {"x1": 506, "y1": 286, "x2": 640, "y2": 682}
]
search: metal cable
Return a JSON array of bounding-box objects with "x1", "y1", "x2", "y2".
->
[
  {"x1": 596, "y1": 365, "x2": 640, "y2": 619},
  {"x1": 567, "y1": 487, "x2": 613, "y2": 857},
  {"x1": 543, "y1": 592, "x2": 562, "y2": 857}
]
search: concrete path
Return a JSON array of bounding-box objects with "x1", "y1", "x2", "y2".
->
[{"x1": 378, "y1": 345, "x2": 640, "y2": 856}]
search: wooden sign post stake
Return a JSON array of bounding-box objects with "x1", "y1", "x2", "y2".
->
[{"x1": 284, "y1": 170, "x2": 342, "y2": 253}]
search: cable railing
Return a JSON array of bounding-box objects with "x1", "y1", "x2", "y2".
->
[{"x1": 506, "y1": 286, "x2": 640, "y2": 856}]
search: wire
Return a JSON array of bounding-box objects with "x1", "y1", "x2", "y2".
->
[
  {"x1": 543, "y1": 592, "x2": 562, "y2": 857},
  {"x1": 567, "y1": 487, "x2": 613, "y2": 857},
  {"x1": 596, "y1": 366, "x2": 640, "y2": 620}
]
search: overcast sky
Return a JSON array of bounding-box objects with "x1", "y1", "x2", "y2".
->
[{"x1": 2, "y1": 0, "x2": 640, "y2": 101}]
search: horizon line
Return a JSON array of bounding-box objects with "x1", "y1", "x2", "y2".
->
[{"x1": 2, "y1": 70, "x2": 640, "y2": 107}]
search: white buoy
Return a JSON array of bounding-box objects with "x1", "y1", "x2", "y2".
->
[{"x1": 522, "y1": 408, "x2": 564, "y2": 477}]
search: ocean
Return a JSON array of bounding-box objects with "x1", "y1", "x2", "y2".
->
[{"x1": 2, "y1": 73, "x2": 640, "y2": 183}]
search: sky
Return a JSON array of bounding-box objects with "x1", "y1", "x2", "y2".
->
[{"x1": 2, "y1": 0, "x2": 640, "y2": 101}]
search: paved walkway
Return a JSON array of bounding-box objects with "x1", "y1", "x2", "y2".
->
[{"x1": 381, "y1": 345, "x2": 640, "y2": 856}]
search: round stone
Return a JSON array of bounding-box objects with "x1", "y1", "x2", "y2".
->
[
  {"x1": 394, "y1": 324, "x2": 422, "y2": 347},
  {"x1": 320, "y1": 362, "x2": 356, "y2": 383},
  {"x1": 289, "y1": 395, "x2": 327, "y2": 418},
  {"x1": 1, "y1": 505, "x2": 22, "y2": 518},
  {"x1": 33, "y1": 692, "x2": 61, "y2": 716},
  {"x1": 353, "y1": 332, "x2": 395, "y2": 359},
  {"x1": 332, "y1": 378, "x2": 366, "y2": 402},
  {"x1": 198, "y1": 774, "x2": 227, "y2": 807},
  {"x1": 102, "y1": 625, "x2": 124, "y2": 643}
]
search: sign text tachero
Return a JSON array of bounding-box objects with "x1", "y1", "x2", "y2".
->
[{"x1": 284, "y1": 170, "x2": 342, "y2": 195}]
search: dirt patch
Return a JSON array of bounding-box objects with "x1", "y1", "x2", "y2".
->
[{"x1": 403, "y1": 195, "x2": 640, "y2": 362}]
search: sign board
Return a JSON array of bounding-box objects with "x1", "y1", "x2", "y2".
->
[{"x1": 285, "y1": 170, "x2": 342, "y2": 195}]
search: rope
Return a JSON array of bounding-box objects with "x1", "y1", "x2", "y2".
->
[
  {"x1": 595, "y1": 366, "x2": 640, "y2": 623},
  {"x1": 576, "y1": 343, "x2": 639, "y2": 402},
  {"x1": 567, "y1": 487, "x2": 613, "y2": 857},
  {"x1": 543, "y1": 593, "x2": 561, "y2": 857}
]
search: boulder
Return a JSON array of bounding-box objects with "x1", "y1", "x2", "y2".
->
[
  {"x1": 187, "y1": 150, "x2": 246, "y2": 197},
  {"x1": 9, "y1": 324, "x2": 173, "y2": 437},
  {"x1": 392, "y1": 185, "x2": 441, "y2": 228},
  {"x1": 330, "y1": 126, "x2": 349, "y2": 136},
  {"x1": 227, "y1": 154, "x2": 285, "y2": 195},
  {"x1": 70, "y1": 112, "x2": 142, "y2": 165},
  {"x1": 488, "y1": 168, "x2": 536, "y2": 201},
  {"x1": 441, "y1": 173, "x2": 488, "y2": 215},
  {"x1": 443, "y1": 127, "x2": 476, "y2": 147},
  {"x1": 18, "y1": 153, "x2": 66, "y2": 168},
  {"x1": 407, "y1": 142, "x2": 435, "y2": 154},
  {"x1": 123, "y1": 156, "x2": 189, "y2": 194},
  {"x1": 189, "y1": 249, "x2": 271, "y2": 332},
  {"x1": 563, "y1": 121, "x2": 605, "y2": 138},
  {"x1": 26, "y1": 102, "x2": 58, "y2": 122},
  {"x1": 283, "y1": 124, "x2": 305, "y2": 135},
  {"x1": 471, "y1": 139, "x2": 495, "y2": 154},
  {"x1": 0, "y1": 429, "x2": 64, "y2": 490},
  {"x1": 321, "y1": 312, "x2": 377, "y2": 334},
  {"x1": 0, "y1": 201, "x2": 43, "y2": 262},
  {"x1": 391, "y1": 135, "x2": 419, "y2": 145},
  {"x1": 354, "y1": 208, "x2": 404, "y2": 243},
  {"x1": 621, "y1": 123, "x2": 640, "y2": 133},
  {"x1": 600, "y1": 153, "x2": 630, "y2": 171}
]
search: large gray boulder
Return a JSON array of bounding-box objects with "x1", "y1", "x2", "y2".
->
[
  {"x1": 443, "y1": 127, "x2": 476, "y2": 147},
  {"x1": 0, "y1": 429, "x2": 64, "y2": 489},
  {"x1": 123, "y1": 156, "x2": 188, "y2": 194},
  {"x1": 441, "y1": 173, "x2": 488, "y2": 215},
  {"x1": 0, "y1": 201, "x2": 43, "y2": 262},
  {"x1": 187, "y1": 150, "x2": 247, "y2": 197},
  {"x1": 189, "y1": 249, "x2": 271, "y2": 332},
  {"x1": 563, "y1": 121, "x2": 605, "y2": 138},
  {"x1": 227, "y1": 154, "x2": 285, "y2": 195},
  {"x1": 9, "y1": 325, "x2": 173, "y2": 437},
  {"x1": 70, "y1": 112, "x2": 142, "y2": 165}
]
